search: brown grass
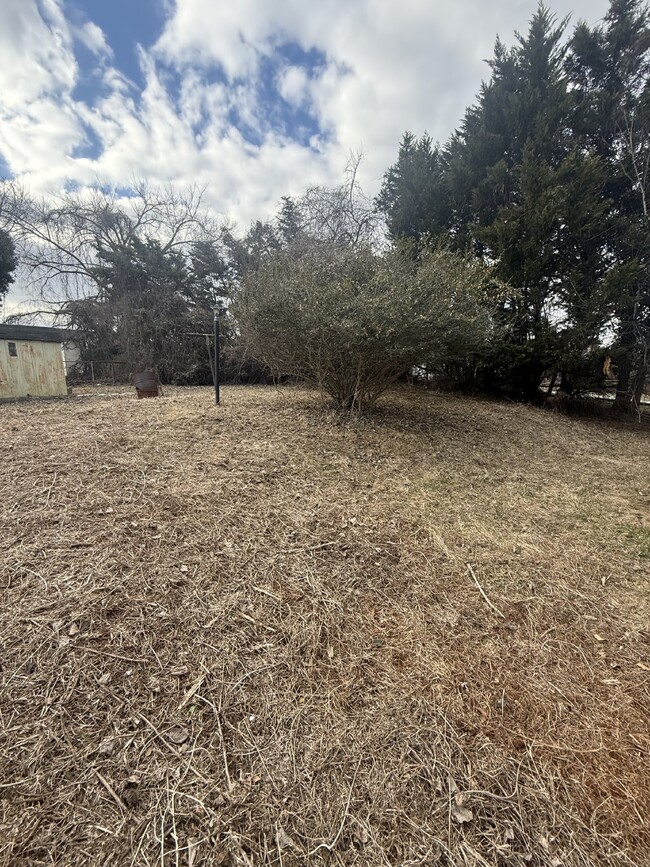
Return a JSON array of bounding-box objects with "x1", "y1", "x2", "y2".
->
[{"x1": 1, "y1": 384, "x2": 649, "y2": 867}]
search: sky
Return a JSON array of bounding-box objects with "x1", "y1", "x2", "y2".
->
[{"x1": 1, "y1": 0, "x2": 611, "y2": 232}]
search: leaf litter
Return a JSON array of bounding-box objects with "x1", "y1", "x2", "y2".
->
[{"x1": 1, "y1": 384, "x2": 649, "y2": 866}]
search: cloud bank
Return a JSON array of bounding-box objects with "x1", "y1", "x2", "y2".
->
[{"x1": 0, "y1": 0, "x2": 610, "y2": 227}]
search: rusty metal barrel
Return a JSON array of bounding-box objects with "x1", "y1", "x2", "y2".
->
[{"x1": 134, "y1": 371, "x2": 160, "y2": 399}]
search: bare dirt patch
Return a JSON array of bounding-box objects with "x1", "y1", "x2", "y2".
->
[{"x1": 1, "y1": 385, "x2": 649, "y2": 866}]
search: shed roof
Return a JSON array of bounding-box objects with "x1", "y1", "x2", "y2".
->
[{"x1": 0, "y1": 324, "x2": 70, "y2": 344}]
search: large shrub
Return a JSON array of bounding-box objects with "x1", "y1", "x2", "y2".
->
[{"x1": 237, "y1": 240, "x2": 494, "y2": 411}]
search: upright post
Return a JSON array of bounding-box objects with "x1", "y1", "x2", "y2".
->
[{"x1": 214, "y1": 309, "x2": 220, "y2": 405}]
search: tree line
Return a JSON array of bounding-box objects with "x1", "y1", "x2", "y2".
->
[
  {"x1": 377, "y1": 0, "x2": 649, "y2": 409},
  {"x1": 0, "y1": 0, "x2": 647, "y2": 413}
]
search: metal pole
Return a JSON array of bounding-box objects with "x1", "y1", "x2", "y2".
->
[{"x1": 214, "y1": 310, "x2": 221, "y2": 406}]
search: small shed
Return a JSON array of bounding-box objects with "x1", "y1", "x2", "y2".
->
[{"x1": 0, "y1": 324, "x2": 69, "y2": 400}]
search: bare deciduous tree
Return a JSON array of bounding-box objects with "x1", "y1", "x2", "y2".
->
[
  {"x1": 297, "y1": 153, "x2": 383, "y2": 248},
  {"x1": 1, "y1": 179, "x2": 219, "y2": 318}
]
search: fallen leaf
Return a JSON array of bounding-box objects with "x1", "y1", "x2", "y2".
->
[
  {"x1": 180, "y1": 565, "x2": 189, "y2": 573},
  {"x1": 68, "y1": 622, "x2": 80, "y2": 637},
  {"x1": 121, "y1": 784, "x2": 140, "y2": 808},
  {"x1": 97, "y1": 737, "x2": 115, "y2": 757},
  {"x1": 167, "y1": 725, "x2": 189, "y2": 745},
  {"x1": 105, "y1": 507, "x2": 114, "y2": 514},
  {"x1": 169, "y1": 665, "x2": 189, "y2": 677},
  {"x1": 451, "y1": 802, "x2": 473, "y2": 824},
  {"x1": 593, "y1": 634, "x2": 606, "y2": 642},
  {"x1": 276, "y1": 826, "x2": 294, "y2": 849},
  {"x1": 637, "y1": 662, "x2": 650, "y2": 671},
  {"x1": 353, "y1": 826, "x2": 369, "y2": 844},
  {"x1": 327, "y1": 645, "x2": 334, "y2": 659}
]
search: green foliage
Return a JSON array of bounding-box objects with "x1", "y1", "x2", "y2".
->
[
  {"x1": 67, "y1": 237, "x2": 215, "y2": 382},
  {"x1": 445, "y1": 8, "x2": 583, "y2": 398},
  {"x1": 567, "y1": 0, "x2": 650, "y2": 407},
  {"x1": 376, "y1": 133, "x2": 450, "y2": 243},
  {"x1": 0, "y1": 228, "x2": 17, "y2": 297},
  {"x1": 275, "y1": 196, "x2": 303, "y2": 246},
  {"x1": 379, "y1": 1, "x2": 650, "y2": 404},
  {"x1": 188, "y1": 240, "x2": 233, "y2": 307},
  {"x1": 237, "y1": 240, "x2": 494, "y2": 412}
]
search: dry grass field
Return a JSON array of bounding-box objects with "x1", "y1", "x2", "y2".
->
[{"x1": 1, "y1": 385, "x2": 649, "y2": 867}]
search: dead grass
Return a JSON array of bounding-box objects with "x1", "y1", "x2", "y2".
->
[{"x1": 1, "y1": 384, "x2": 649, "y2": 867}]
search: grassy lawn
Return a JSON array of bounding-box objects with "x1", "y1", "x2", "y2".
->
[{"x1": 1, "y1": 385, "x2": 649, "y2": 866}]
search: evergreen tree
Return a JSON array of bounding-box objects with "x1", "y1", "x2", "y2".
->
[
  {"x1": 567, "y1": 0, "x2": 650, "y2": 407},
  {"x1": 0, "y1": 228, "x2": 17, "y2": 298},
  {"x1": 439, "y1": 5, "x2": 625, "y2": 400},
  {"x1": 66, "y1": 238, "x2": 210, "y2": 382},
  {"x1": 188, "y1": 240, "x2": 233, "y2": 308},
  {"x1": 276, "y1": 196, "x2": 303, "y2": 246},
  {"x1": 376, "y1": 133, "x2": 450, "y2": 243},
  {"x1": 444, "y1": 6, "x2": 578, "y2": 398}
]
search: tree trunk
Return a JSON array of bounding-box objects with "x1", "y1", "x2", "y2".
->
[
  {"x1": 613, "y1": 324, "x2": 636, "y2": 411},
  {"x1": 614, "y1": 354, "x2": 632, "y2": 409},
  {"x1": 633, "y1": 362, "x2": 648, "y2": 408}
]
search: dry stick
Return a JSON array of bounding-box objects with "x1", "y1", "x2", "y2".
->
[
  {"x1": 308, "y1": 759, "x2": 362, "y2": 856},
  {"x1": 466, "y1": 564, "x2": 505, "y2": 619},
  {"x1": 252, "y1": 585, "x2": 280, "y2": 601},
  {"x1": 215, "y1": 710, "x2": 233, "y2": 792},
  {"x1": 95, "y1": 770, "x2": 127, "y2": 811},
  {"x1": 83, "y1": 646, "x2": 147, "y2": 664},
  {"x1": 178, "y1": 672, "x2": 208, "y2": 711},
  {"x1": 44, "y1": 471, "x2": 57, "y2": 506}
]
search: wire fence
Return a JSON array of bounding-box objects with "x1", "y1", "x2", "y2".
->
[{"x1": 66, "y1": 360, "x2": 132, "y2": 385}]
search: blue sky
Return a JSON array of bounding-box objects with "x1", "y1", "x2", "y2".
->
[{"x1": 0, "y1": 0, "x2": 611, "y2": 233}]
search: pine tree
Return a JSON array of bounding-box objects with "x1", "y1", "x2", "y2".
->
[
  {"x1": 567, "y1": 0, "x2": 650, "y2": 407},
  {"x1": 444, "y1": 6, "x2": 579, "y2": 399},
  {"x1": 442, "y1": 4, "x2": 620, "y2": 399},
  {"x1": 0, "y1": 228, "x2": 16, "y2": 298},
  {"x1": 276, "y1": 196, "x2": 303, "y2": 246},
  {"x1": 376, "y1": 133, "x2": 450, "y2": 243}
]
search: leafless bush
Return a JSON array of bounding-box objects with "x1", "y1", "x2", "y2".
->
[{"x1": 238, "y1": 240, "x2": 494, "y2": 412}]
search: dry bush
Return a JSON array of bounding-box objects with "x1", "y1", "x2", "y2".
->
[{"x1": 237, "y1": 242, "x2": 492, "y2": 412}]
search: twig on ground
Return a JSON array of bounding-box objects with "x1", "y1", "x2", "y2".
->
[{"x1": 467, "y1": 564, "x2": 505, "y2": 618}]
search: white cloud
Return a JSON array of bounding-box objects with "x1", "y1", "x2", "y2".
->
[
  {"x1": 0, "y1": 0, "x2": 612, "y2": 234},
  {"x1": 278, "y1": 66, "x2": 309, "y2": 107},
  {"x1": 74, "y1": 20, "x2": 113, "y2": 57},
  {"x1": 0, "y1": 0, "x2": 77, "y2": 111},
  {"x1": 151, "y1": 0, "x2": 611, "y2": 197}
]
